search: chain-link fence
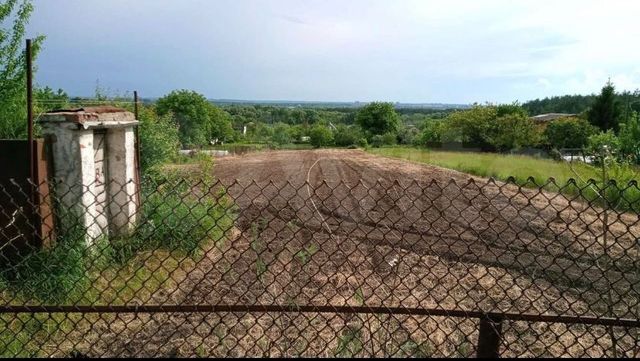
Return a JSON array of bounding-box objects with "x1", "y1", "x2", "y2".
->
[{"x1": 1, "y1": 175, "x2": 640, "y2": 357}]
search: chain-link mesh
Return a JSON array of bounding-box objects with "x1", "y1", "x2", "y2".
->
[{"x1": 1, "y1": 175, "x2": 639, "y2": 357}]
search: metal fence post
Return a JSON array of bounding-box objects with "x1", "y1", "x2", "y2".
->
[{"x1": 477, "y1": 314, "x2": 503, "y2": 358}]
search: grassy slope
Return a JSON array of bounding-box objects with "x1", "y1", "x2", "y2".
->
[
  {"x1": 367, "y1": 147, "x2": 640, "y2": 211},
  {"x1": 368, "y1": 147, "x2": 629, "y2": 184}
]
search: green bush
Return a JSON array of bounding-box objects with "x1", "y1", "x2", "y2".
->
[
  {"x1": 334, "y1": 125, "x2": 363, "y2": 147},
  {"x1": 420, "y1": 120, "x2": 449, "y2": 144},
  {"x1": 446, "y1": 105, "x2": 498, "y2": 150},
  {"x1": 543, "y1": 117, "x2": 597, "y2": 150},
  {"x1": 271, "y1": 122, "x2": 292, "y2": 146},
  {"x1": 309, "y1": 124, "x2": 334, "y2": 147},
  {"x1": 138, "y1": 107, "x2": 180, "y2": 171},
  {"x1": 370, "y1": 135, "x2": 384, "y2": 148},
  {"x1": 289, "y1": 124, "x2": 310, "y2": 143},
  {"x1": 587, "y1": 130, "x2": 621, "y2": 164},
  {"x1": 396, "y1": 126, "x2": 419, "y2": 145},
  {"x1": 156, "y1": 90, "x2": 234, "y2": 147},
  {"x1": 619, "y1": 112, "x2": 640, "y2": 164},
  {"x1": 381, "y1": 132, "x2": 397, "y2": 146},
  {"x1": 441, "y1": 104, "x2": 538, "y2": 151},
  {"x1": 110, "y1": 180, "x2": 232, "y2": 264},
  {"x1": 488, "y1": 114, "x2": 540, "y2": 151},
  {"x1": 355, "y1": 102, "x2": 400, "y2": 140}
]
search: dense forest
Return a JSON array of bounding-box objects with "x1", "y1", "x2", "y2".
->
[{"x1": 522, "y1": 91, "x2": 640, "y2": 116}]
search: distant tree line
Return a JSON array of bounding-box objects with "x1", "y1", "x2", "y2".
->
[
  {"x1": 419, "y1": 81, "x2": 640, "y2": 166},
  {"x1": 522, "y1": 90, "x2": 640, "y2": 118},
  {"x1": 2, "y1": 0, "x2": 639, "y2": 171},
  {"x1": 23, "y1": 81, "x2": 640, "y2": 170}
]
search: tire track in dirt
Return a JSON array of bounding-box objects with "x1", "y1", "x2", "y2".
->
[
  {"x1": 212, "y1": 150, "x2": 640, "y2": 306},
  {"x1": 78, "y1": 149, "x2": 640, "y2": 357}
]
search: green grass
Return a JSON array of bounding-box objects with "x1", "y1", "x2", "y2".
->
[
  {"x1": 0, "y1": 173, "x2": 235, "y2": 357},
  {"x1": 368, "y1": 146, "x2": 640, "y2": 211}
]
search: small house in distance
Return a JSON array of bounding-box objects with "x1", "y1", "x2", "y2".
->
[{"x1": 530, "y1": 113, "x2": 577, "y2": 124}]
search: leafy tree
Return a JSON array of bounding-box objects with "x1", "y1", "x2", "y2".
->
[
  {"x1": 208, "y1": 105, "x2": 235, "y2": 142},
  {"x1": 618, "y1": 111, "x2": 640, "y2": 164},
  {"x1": 138, "y1": 106, "x2": 180, "y2": 171},
  {"x1": 446, "y1": 105, "x2": 497, "y2": 150},
  {"x1": 156, "y1": 90, "x2": 211, "y2": 147},
  {"x1": 0, "y1": 0, "x2": 44, "y2": 139},
  {"x1": 370, "y1": 134, "x2": 384, "y2": 148},
  {"x1": 156, "y1": 90, "x2": 233, "y2": 147},
  {"x1": 333, "y1": 124, "x2": 363, "y2": 147},
  {"x1": 288, "y1": 124, "x2": 309, "y2": 143},
  {"x1": 355, "y1": 102, "x2": 400, "y2": 139},
  {"x1": 396, "y1": 125, "x2": 419, "y2": 145},
  {"x1": 588, "y1": 81, "x2": 622, "y2": 132},
  {"x1": 253, "y1": 122, "x2": 273, "y2": 142},
  {"x1": 34, "y1": 86, "x2": 69, "y2": 113},
  {"x1": 487, "y1": 114, "x2": 540, "y2": 151},
  {"x1": 543, "y1": 117, "x2": 596, "y2": 150},
  {"x1": 309, "y1": 124, "x2": 333, "y2": 148},
  {"x1": 271, "y1": 122, "x2": 291, "y2": 145},
  {"x1": 496, "y1": 102, "x2": 528, "y2": 118},
  {"x1": 420, "y1": 120, "x2": 449, "y2": 145},
  {"x1": 587, "y1": 130, "x2": 621, "y2": 164}
]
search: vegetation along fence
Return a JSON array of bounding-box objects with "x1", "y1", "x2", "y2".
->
[{"x1": 1, "y1": 174, "x2": 640, "y2": 357}]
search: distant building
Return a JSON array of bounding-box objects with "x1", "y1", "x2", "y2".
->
[{"x1": 530, "y1": 113, "x2": 577, "y2": 124}]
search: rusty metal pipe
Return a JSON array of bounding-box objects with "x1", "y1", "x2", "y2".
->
[
  {"x1": 1, "y1": 305, "x2": 639, "y2": 329},
  {"x1": 26, "y1": 39, "x2": 33, "y2": 184}
]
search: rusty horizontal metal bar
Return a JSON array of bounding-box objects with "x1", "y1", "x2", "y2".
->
[{"x1": 1, "y1": 304, "x2": 639, "y2": 328}]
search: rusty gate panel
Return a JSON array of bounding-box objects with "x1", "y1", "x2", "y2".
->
[{"x1": 0, "y1": 139, "x2": 52, "y2": 258}]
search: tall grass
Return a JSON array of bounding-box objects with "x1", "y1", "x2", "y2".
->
[
  {"x1": 0, "y1": 164, "x2": 235, "y2": 356},
  {"x1": 109, "y1": 180, "x2": 233, "y2": 264},
  {"x1": 368, "y1": 147, "x2": 640, "y2": 211}
]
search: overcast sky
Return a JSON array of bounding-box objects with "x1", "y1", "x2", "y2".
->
[{"x1": 26, "y1": 0, "x2": 640, "y2": 103}]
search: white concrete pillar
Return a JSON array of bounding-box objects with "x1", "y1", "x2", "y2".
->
[
  {"x1": 42, "y1": 125, "x2": 102, "y2": 244},
  {"x1": 106, "y1": 127, "x2": 138, "y2": 237}
]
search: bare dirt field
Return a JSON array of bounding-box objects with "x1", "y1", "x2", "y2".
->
[{"x1": 65, "y1": 149, "x2": 640, "y2": 357}]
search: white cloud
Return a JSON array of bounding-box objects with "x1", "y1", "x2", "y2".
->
[{"x1": 30, "y1": 0, "x2": 640, "y2": 102}]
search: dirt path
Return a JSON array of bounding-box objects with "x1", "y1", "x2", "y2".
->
[
  {"x1": 213, "y1": 149, "x2": 640, "y2": 309},
  {"x1": 71, "y1": 149, "x2": 640, "y2": 357}
]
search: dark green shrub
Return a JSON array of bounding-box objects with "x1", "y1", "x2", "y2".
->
[
  {"x1": 138, "y1": 107, "x2": 180, "y2": 171},
  {"x1": 543, "y1": 117, "x2": 596, "y2": 150},
  {"x1": 381, "y1": 132, "x2": 397, "y2": 146},
  {"x1": 619, "y1": 112, "x2": 640, "y2": 164},
  {"x1": 370, "y1": 135, "x2": 384, "y2": 148},
  {"x1": 271, "y1": 122, "x2": 291, "y2": 146},
  {"x1": 587, "y1": 130, "x2": 621, "y2": 164},
  {"x1": 355, "y1": 102, "x2": 400, "y2": 139},
  {"x1": 334, "y1": 125, "x2": 363, "y2": 147},
  {"x1": 396, "y1": 126, "x2": 419, "y2": 145},
  {"x1": 309, "y1": 124, "x2": 334, "y2": 148}
]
